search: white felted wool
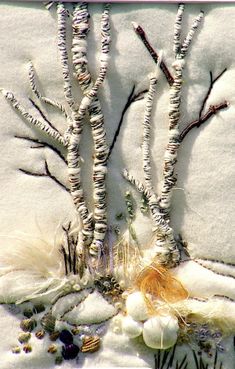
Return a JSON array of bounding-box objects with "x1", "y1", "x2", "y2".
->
[
  {"x1": 143, "y1": 315, "x2": 179, "y2": 349},
  {"x1": 122, "y1": 315, "x2": 143, "y2": 338},
  {"x1": 63, "y1": 291, "x2": 117, "y2": 325},
  {"x1": 125, "y1": 291, "x2": 149, "y2": 321},
  {"x1": 0, "y1": 2, "x2": 235, "y2": 369},
  {"x1": 52, "y1": 289, "x2": 90, "y2": 318}
]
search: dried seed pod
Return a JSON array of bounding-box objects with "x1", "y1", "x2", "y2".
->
[
  {"x1": 49, "y1": 331, "x2": 60, "y2": 341},
  {"x1": 23, "y1": 343, "x2": 32, "y2": 353},
  {"x1": 48, "y1": 344, "x2": 57, "y2": 354},
  {"x1": 11, "y1": 346, "x2": 21, "y2": 354},
  {"x1": 41, "y1": 313, "x2": 56, "y2": 333},
  {"x1": 20, "y1": 318, "x2": 37, "y2": 332},
  {"x1": 35, "y1": 329, "x2": 45, "y2": 339},
  {"x1": 18, "y1": 332, "x2": 31, "y2": 344},
  {"x1": 81, "y1": 335, "x2": 100, "y2": 353}
]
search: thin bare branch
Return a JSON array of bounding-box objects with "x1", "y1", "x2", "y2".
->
[
  {"x1": 199, "y1": 68, "x2": 227, "y2": 119},
  {"x1": 108, "y1": 85, "x2": 149, "y2": 159},
  {"x1": 132, "y1": 22, "x2": 174, "y2": 86},
  {"x1": 28, "y1": 98, "x2": 62, "y2": 135},
  {"x1": 19, "y1": 161, "x2": 69, "y2": 192},
  {"x1": 28, "y1": 61, "x2": 68, "y2": 118},
  {"x1": 180, "y1": 101, "x2": 228, "y2": 141},
  {"x1": 1, "y1": 89, "x2": 65, "y2": 146},
  {"x1": 14, "y1": 135, "x2": 67, "y2": 164}
]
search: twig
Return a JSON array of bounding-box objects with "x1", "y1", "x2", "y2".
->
[
  {"x1": 19, "y1": 160, "x2": 69, "y2": 192},
  {"x1": 108, "y1": 85, "x2": 148, "y2": 159},
  {"x1": 14, "y1": 135, "x2": 67, "y2": 164},
  {"x1": 132, "y1": 22, "x2": 174, "y2": 86},
  {"x1": 199, "y1": 68, "x2": 227, "y2": 119},
  {"x1": 1, "y1": 89, "x2": 65, "y2": 145},
  {"x1": 28, "y1": 61, "x2": 68, "y2": 118},
  {"x1": 179, "y1": 101, "x2": 228, "y2": 141},
  {"x1": 28, "y1": 98, "x2": 62, "y2": 134}
]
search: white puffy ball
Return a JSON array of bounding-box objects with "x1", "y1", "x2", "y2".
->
[
  {"x1": 126, "y1": 292, "x2": 149, "y2": 321},
  {"x1": 143, "y1": 315, "x2": 179, "y2": 349},
  {"x1": 122, "y1": 316, "x2": 143, "y2": 338}
]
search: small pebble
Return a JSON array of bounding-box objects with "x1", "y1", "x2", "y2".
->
[
  {"x1": 35, "y1": 329, "x2": 45, "y2": 339},
  {"x1": 23, "y1": 308, "x2": 33, "y2": 318},
  {"x1": 71, "y1": 327, "x2": 80, "y2": 335},
  {"x1": 20, "y1": 318, "x2": 37, "y2": 332},
  {"x1": 18, "y1": 332, "x2": 31, "y2": 344},
  {"x1": 48, "y1": 344, "x2": 57, "y2": 354},
  {"x1": 23, "y1": 344, "x2": 32, "y2": 353},
  {"x1": 49, "y1": 331, "x2": 60, "y2": 341},
  {"x1": 11, "y1": 346, "x2": 21, "y2": 354}
]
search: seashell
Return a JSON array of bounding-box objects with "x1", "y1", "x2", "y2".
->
[
  {"x1": 125, "y1": 292, "x2": 149, "y2": 321},
  {"x1": 20, "y1": 318, "x2": 37, "y2": 332},
  {"x1": 142, "y1": 315, "x2": 179, "y2": 349},
  {"x1": 49, "y1": 331, "x2": 60, "y2": 341},
  {"x1": 33, "y1": 303, "x2": 45, "y2": 314},
  {"x1": 122, "y1": 316, "x2": 143, "y2": 338},
  {"x1": 35, "y1": 329, "x2": 45, "y2": 339},
  {"x1": 11, "y1": 346, "x2": 21, "y2": 354},
  {"x1": 18, "y1": 332, "x2": 31, "y2": 343},
  {"x1": 23, "y1": 308, "x2": 33, "y2": 318},
  {"x1": 48, "y1": 344, "x2": 57, "y2": 354},
  {"x1": 59, "y1": 329, "x2": 73, "y2": 345},
  {"x1": 23, "y1": 343, "x2": 32, "y2": 353},
  {"x1": 71, "y1": 327, "x2": 80, "y2": 335},
  {"x1": 81, "y1": 335, "x2": 100, "y2": 353},
  {"x1": 41, "y1": 313, "x2": 56, "y2": 333},
  {"x1": 62, "y1": 343, "x2": 79, "y2": 360}
]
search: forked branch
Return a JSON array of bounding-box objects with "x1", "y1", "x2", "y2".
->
[{"x1": 19, "y1": 160, "x2": 69, "y2": 192}]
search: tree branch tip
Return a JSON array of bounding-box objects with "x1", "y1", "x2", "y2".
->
[{"x1": 131, "y1": 21, "x2": 139, "y2": 31}]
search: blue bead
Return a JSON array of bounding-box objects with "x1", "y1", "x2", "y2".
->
[
  {"x1": 59, "y1": 330, "x2": 73, "y2": 344},
  {"x1": 62, "y1": 344, "x2": 79, "y2": 360}
]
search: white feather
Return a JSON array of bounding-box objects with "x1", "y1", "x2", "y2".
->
[{"x1": 0, "y1": 233, "x2": 87, "y2": 304}]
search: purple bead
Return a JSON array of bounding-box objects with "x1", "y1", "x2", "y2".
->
[
  {"x1": 62, "y1": 344, "x2": 79, "y2": 360},
  {"x1": 59, "y1": 330, "x2": 73, "y2": 345}
]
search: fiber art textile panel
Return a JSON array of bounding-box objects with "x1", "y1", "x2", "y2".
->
[{"x1": 0, "y1": 1, "x2": 235, "y2": 368}]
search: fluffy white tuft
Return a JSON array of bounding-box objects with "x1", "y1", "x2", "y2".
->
[{"x1": 0, "y1": 234, "x2": 85, "y2": 304}]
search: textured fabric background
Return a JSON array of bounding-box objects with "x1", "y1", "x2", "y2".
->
[{"x1": 0, "y1": 2, "x2": 234, "y2": 368}]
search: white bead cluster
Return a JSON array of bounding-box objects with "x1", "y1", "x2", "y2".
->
[{"x1": 122, "y1": 291, "x2": 179, "y2": 349}]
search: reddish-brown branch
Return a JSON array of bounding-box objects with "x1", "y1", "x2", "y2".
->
[
  {"x1": 199, "y1": 68, "x2": 227, "y2": 119},
  {"x1": 132, "y1": 23, "x2": 174, "y2": 86},
  {"x1": 179, "y1": 101, "x2": 228, "y2": 142}
]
